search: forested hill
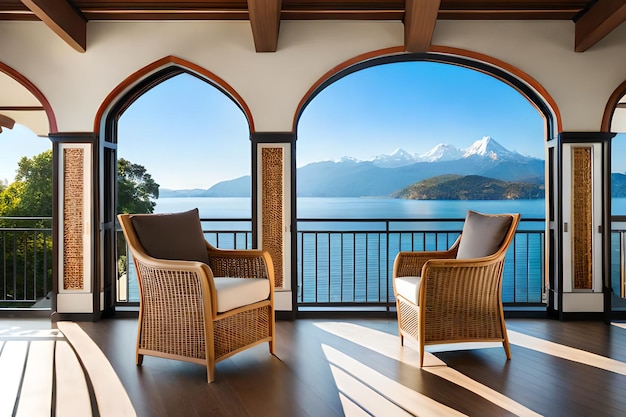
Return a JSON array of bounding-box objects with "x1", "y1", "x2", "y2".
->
[{"x1": 392, "y1": 174, "x2": 545, "y2": 200}]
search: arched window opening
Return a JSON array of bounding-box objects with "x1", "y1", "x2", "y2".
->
[
  {"x1": 610, "y1": 96, "x2": 626, "y2": 217},
  {"x1": 0, "y1": 68, "x2": 54, "y2": 310},
  {"x1": 608, "y1": 92, "x2": 626, "y2": 308},
  {"x1": 108, "y1": 69, "x2": 251, "y2": 305},
  {"x1": 117, "y1": 72, "x2": 251, "y2": 214},
  {"x1": 296, "y1": 56, "x2": 550, "y2": 311}
]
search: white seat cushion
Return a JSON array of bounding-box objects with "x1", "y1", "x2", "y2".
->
[
  {"x1": 213, "y1": 277, "x2": 270, "y2": 313},
  {"x1": 395, "y1": 276, "x2": 421, "y2": 305}
]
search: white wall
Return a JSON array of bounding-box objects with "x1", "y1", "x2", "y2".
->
[
  {"x1": 0, "y1": 21, "x2": 402, "y2": 132},
  {"x1": 1, "y1": 19, "x2": 626, "y2": 133}
]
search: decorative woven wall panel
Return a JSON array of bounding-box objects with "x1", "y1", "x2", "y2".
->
[
  {"x1": 63, "y1": 148, "x2": 84, "y2": 290},
  {"x1": 571, "y1": 146, "x2": 592, "y2": 290},
  {"x1": 262, "y1": 147, "x2": 283, "y2": 288}
]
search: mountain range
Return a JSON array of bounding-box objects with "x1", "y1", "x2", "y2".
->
[
  {"x1": 160, "y1": 136, "x2": 546, "y2": 198},
  {"x1": 369, "y1": 135, "x2": 523, "y2": 167}
]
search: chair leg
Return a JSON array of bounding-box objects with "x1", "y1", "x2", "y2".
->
[
  {"x1": 136, "y1": 353, "x2": 143, "y2": 366},
  {"x1": 503, "y1": 337, "x2": 512, "y2": 360},
  {"x1": 501, "y1": 319, "x2": 512, "y2": 359},
  {"x1": 396, "y1": 301, "x2": 404, "y2": 346},
  {"x1": 269, "y1": 338, "x2": 275, "y2": 355},
  {"x1": 207, "y1": 364, "x2": 215, "y2": 384},
  {"x1": 419, "y1": 343, "x2": 425, "y2": 368}
]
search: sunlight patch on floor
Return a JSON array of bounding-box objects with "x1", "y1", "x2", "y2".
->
[
  {"x1": 0, "y1": 327, "x2": 61, "y2": 337},
  {"x1": 57, "y1": 322, "x2": 137, "y2": 417},
  {"x1": 0, "y1": 322, "x2": 136, "y2": 417},
  {"x1": 315, "y1": 322, "x2": 542, "y2": 417},
  {"x1": 323, "y1": 344, "x2": 466, "y2": 417},
  {"x1": 339, "y1": 392, "x2": 377, "y2": 417},
  {"x1": 508, "y1": 330, "x2": 626, "y2": 376},
  {"x1": 611, "y1": 322, "x2": 626, "y2": 331},
  {"x1": 0, "y1": 340, "x2": 28, "y2": 417}
]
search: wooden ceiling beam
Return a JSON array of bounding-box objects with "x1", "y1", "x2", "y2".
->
[
  {"x1": 248, "y1": 0, "x2": 282, "y2": 52},
  {"x1": 575, "y1": 0, "x2": 626, "y2": 52},
  {"x1": 19, "y1": 0, "x2": 87, "y2": 52},
  {"x1": 0, "y1": 113, "x2": 15, "y2": 133},
  {"x1": 404, "y1": 0, "x2": 441, "y2": 53}
]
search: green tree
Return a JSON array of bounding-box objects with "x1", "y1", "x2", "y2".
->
[
  {"x1": 115, "y1": 158, "x2": 160, "y2": 284},
  {"x1": 0, "y1": 152, "x2": 160, "y2": 216},
  {"x1": 117, "y1": 158, "x2": 160, "y2": 214},
  {"x1": 0, "y1": 151, "x2": 53, "y2": 305},
  {"x1": 0, "y1": 181, "x2": 25, "y2": 217},
  {"x1": 0, "y1": 152, "x2": 159, "y2": 306},
  {"x1": 0, "y1": 150, "x2": 52, "y2": 217}
]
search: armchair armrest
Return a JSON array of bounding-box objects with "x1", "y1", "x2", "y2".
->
[
  {"x1": 420, "y1": 256, "x2": 503, "y2": 287},
  {"x1": 393, "y1": 247, "x2": 458, "y2": 278},
  {"x1": 206, "y1": 243, "x2": 274, "y2": 283},
  {"x1": 131, "y1": 253, "x2": 215, "y2": 301},
  {"x1": 393, "y1": 235, "x2": 461, "y2": 278}
]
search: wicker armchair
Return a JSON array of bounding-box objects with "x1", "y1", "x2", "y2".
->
[
  {"x1": 393, "y1": 211, "x2": 520, "y2": 367},
  {"x1": 118, "y1": 209, "x2": 275, "y2": 383}
]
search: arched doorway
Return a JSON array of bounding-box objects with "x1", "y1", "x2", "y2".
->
[
  {"x1": 0, "y1": 64, "x2": 56, "y2": 312},
  {"x1": 97, "y1": 58, "x2": 254, "y2": 315},
  {"x1": 602, "y1": 82, "x2": 626, "y2": 315},
  {"x1": 293, "y1": 49, "x2": 558, "y2": 314}
]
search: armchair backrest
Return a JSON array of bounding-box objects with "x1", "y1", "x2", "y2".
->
[
  {"x1": 118, "y1": 208, "x2": 209, "y2": 264},
  {"x1": 455, "y1": 211, "x2": 520, "y2": 259}
]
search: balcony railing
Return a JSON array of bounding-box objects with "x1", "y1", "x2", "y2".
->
[
  {"x1": 6, "y1": 215, "x2": 626, "y2": 311},
  {"x1": 0, "y1": 217, "x2": 53, "y2": 308},
  {"x1": 117, "y1": 217, "x2": 546, "y2": 309},
  {"x1": 611, "y1": 217, "x2": 626, "y2": 300},
  {"x1": 297, "y1": 218, "x2": 546, "y2": 309}
]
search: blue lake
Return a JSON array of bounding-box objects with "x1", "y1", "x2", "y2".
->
[
  {"x1": 154, "y1": 197, "x2": 549, "y2": 219},
  {"x1": 131, "y1": 193, "x2": 626, "y2": 302}
]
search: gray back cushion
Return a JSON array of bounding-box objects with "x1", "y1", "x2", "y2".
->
[
  {"x1": 456, "y1": 211, "x2": 513, "y2": 259},
  {"x1": 130, "y1": 208, "x2": 210, "y2": 264}
]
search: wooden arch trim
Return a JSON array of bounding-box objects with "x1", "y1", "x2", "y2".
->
[
  {"x1": 292, "y1": 45, "x2": 562, "y2": 135},
  {"x1": 601, "y1": 79, "x2": 626, "y2": 132},
  {"x1": 0, "y1": 113, "x2": 15, "y2": 133},
  {"x1": 293, "y1": 46, "x2": 405, "y2": 131},
  {"x1": 94, "y1": 55, "x2": 255, "y2": 133},
  {"x1": 0, "y1": 61, "x2": 58, "y2": 134}
]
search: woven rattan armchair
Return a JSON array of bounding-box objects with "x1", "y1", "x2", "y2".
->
[
  {"x1": 393, "y1": 211, "x2": 520, "y2": 367},
  {"x1": 118, "y1": 209, "x2": 275, "y2": 383}
]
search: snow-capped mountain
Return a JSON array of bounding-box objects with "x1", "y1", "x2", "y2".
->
[
  {"x1": 462, "y1": 136, "x2": 521, "y2": 160},
  {"x1": 370, "y1": 136, "x2": 530, "y2": 168},
  {"x1": 371, "y1": 148, "x2": 419, "y2": 168},
  {"x1": 420, "y1": 143, "x2": 464, "y2": 162},
  {"x1": 167, "y1": 135, "x2": 544, "y2": 198},
  {"x1": 338, "y1": 156, "x2": 361, "y2": 163},
  {"x1": 294, "y1": 136, "x2": 544, "y2": 197}
]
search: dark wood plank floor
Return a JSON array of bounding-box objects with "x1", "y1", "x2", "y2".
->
[{"x1": 68, "y1": 317, "x2": 626, "y2": 417}]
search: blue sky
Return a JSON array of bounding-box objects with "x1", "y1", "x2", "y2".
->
[
  {"x1": 1, "y1": 62, "x2": 625, "y2": 188},
  {"x1": 298, "y1": 61, "x2": 546, "y2": 164},
  {"x1": 117, "y1": 75, "x2": 250, "y2": 189},
  {"x1": 0, "y1": 124, "x2": 51, "y2": 184}
]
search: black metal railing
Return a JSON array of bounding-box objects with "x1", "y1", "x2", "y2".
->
[
  {"x1": 611, "y1": 217, "x2": 626, "y2": 299},
  {"x1": 13, "y1": 215, "x2": 626, "y2": 312},
  {"x1": 0, "y1": 217, "x2": 53, "y2": 308},
  {"x1": 297, "y1": 218, "x2": 546, "y2": 309}
]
